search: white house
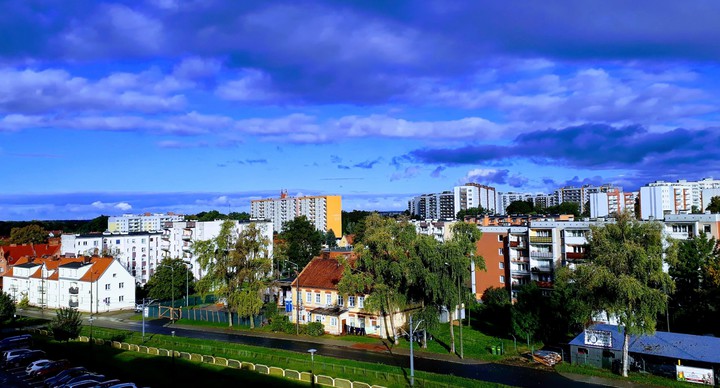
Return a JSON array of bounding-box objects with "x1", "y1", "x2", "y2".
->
[{"x1": 4, "y1": 256, "x2": 135, "y2": 313}]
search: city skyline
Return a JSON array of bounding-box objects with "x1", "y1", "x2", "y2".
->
[{"x1": 2, "y1": 1, "x2": 720, "y2": 220}]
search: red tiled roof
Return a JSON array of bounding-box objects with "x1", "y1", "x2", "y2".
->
[
  {"x1": 79, "y1": 257, "x2": 114, "y2": 282},
  {"x1": 1, "y1": 243, "x2": 60, "y2": 265},
  {"x1": 292, "y1": 255, "x2": 356, "y2": 290}
]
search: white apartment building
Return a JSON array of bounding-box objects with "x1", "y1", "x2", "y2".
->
[
  {"x1": 589, "y1": 189, "x2": 638, "y2": 218},
  {"x1": 663, "y1": 213, "x2": 720, "y2": 241},
  {"x1": 108, "y1": 213, "x2": 184, "y2": 233},
  {"x1": 251, "y1": 193, "x2": 341, "y2": 235},
  {"x1": 160, "y1": 220, "x2": 274, "y2": 281},
  {"x1": 61, "y1": 232, "x2": 162, "y2": 285},
  {"x1": 4, "y1": 256, "x2": 135, "y2": 313},
  {"x1": 640, "y1": 178, "x2": 720, "y2": 219},
  {"x1": 453, "y1": 184, "x2": 497, "y2": 215}
]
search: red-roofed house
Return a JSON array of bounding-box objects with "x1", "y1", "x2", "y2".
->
[
  {"x1": 290, "y1": 251, "x2": 406, "y2": 338},
  {"x1": 4, "y1": 255, "x2": 135, "y2": 312},
  {"x1": 0, "y1": 242, "x2": 61, "y2": 289}
]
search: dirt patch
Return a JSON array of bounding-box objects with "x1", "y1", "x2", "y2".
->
[
  {"x1": 350, "y1": 343, "x2": 389, "y2": 352},
  {"x1": 499, "y1": 355, "x2": 556, "y2": 371}
]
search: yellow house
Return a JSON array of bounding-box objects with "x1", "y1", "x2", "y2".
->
[{"x1": 290, "y1": 251, "x2": 406, "y2": 338}]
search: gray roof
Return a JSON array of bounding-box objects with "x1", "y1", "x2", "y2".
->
[{"x1": 569, "y1": 323, "x2": 720, "y2": 364}]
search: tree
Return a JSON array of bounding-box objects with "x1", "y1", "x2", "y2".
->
[
  {"x1": 706, "y1": 196, "x2": 720, "y2": 213},
  {"x1": 338, "y1": 214, "x2": 416, "y2": 344},
  {"x1": 505, "y1": 200, "x2": 534, "y2": 215},
  {"x1": 571, "y1": 211, "x2": 674, "y2": 377},
  {"x1": 456, "y1": 207, "x2": 486, "y2": 220},
  {"x1": 325, "y1": 229, "x2": 338, "y2": 248},
  {"x1": 0, "y1": 290, "x2": 16, "y2": 322},
  {"x1": 511, "y1": 283, "x2": 542, "y2": 345},
  {"x1": 279, "y1": 216, "x2": 323, "y2": 269},
  {"x1": 194, "y1": 221, "x2": 272, "y2": 327},
  {"x1": 9, "y1": 224, "x2": 47, "y2": 244},
  {"x1": 76, "y1": 215, "x2": 109, "y2": 234},
  {"x1": 478, "y1": 286, "x2": 511, "y2": 337},
  {"x1": 146, "y1": 258, "x2": 194, "y2": 302},
  {"x1": 668, "y1": 233, "x2": 720, "y2": 334},
  {"x1": 50, "y1": 307, "x2": 82, "y2": 342},
  {"x1": 228, "y1": 212, "x2": 251, "y2": 221}
]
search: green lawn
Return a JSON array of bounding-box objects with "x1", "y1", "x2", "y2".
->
[
  {"x1": 79, "y1": 326, "x2": 506, "y2": 388},
  {"x1": 556, "y1": 362, "x2": 699, "y2": 388}
]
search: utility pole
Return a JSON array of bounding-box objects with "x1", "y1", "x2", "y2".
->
[{"x1": 286, "y1": 260, "x2": 301, "y2": 335}]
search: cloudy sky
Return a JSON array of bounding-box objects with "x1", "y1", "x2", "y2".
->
[{"x1": 2, "y1": 1, "x2": 720, "y2": 220}]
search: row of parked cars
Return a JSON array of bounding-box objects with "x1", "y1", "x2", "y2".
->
[{"x1": 1, "y1": 334, "x2": 139, "y2": 388}]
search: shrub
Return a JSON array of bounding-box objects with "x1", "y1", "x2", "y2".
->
[
  {"x1": 269, "y1": 315, "x2": 290, "y2": 332},
  {"x1": 50, "y1": 307, "x2": 82, "y2": 342},
  {"x1": 306, "y1": 322, "x2": 325, "y2": 336},
  {"x1": 0, "y1": 290, "x2": 15, "y2": 322},
  {"x1": 18, "y1": 293, "x2": 30, "y2": 308}
]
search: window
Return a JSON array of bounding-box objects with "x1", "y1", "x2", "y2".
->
[
  {"x1": 306, "y1": 292, "x2": 312, "y2": 303},
  {"x1": 498, "y1": 235, "x2": 503, "y2": 242},
  {"x1": 116, "y1": 239, "x2": 120, "y2": 244},
  {"x1": 105, "y1": 284, "x2": 111, "y2": 290},
  {"x1": 705, "y1": 225, "x2": 712, "y2": 233},
  {"x1": 499, "y1": 262, "x2": 504, "y2": 269},
  {"x1": 337, "y1": 295, "x2": 343, "y2": 306},
  {"x1": 578, "y1": 348, "x2": 588, "y2": 355},
  {"x1": 330, "y1": 317, "x2": 337, "y2": 327},
  {"x1": 119, "y1": 296, "x2": 124, "y2": 302},
  {"x1": 348, "y1": 296, "x2": 355, "y2": 307},
  {"x1": 499, "y1": 276, "x2": 505, "y2": 283},
  {"x1": 358, "y1": 296, "x2": 364, "y2": 309},
  {"x1": 315, "y1": 293, "x2": 321, "y2": 303},
  {"x1": 119, "y1": 282, "x2": 124, "y2": 289},
  {"x1": 498, "y1": 248, "x2": 503, "y2": 256},
  {"x1": 326, "y1": 294, "x2": 332, "y2": 305}
]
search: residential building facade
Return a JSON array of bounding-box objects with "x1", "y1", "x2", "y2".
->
[
  {"x1": 453, "y1": 184, "x2": 497, "y2": 215},
  {"x1": 108, "y1": 212, "x2": 184, "y2": 233},
  {"x1": 251, "y1": 192, "x2": 342, "y2": 235},
  {"x1": 408, "y1": 191, "x2": 455, "y2": 220},
  {"x1": 4, "y1": 256, "x2": 135, "y2": 312}
]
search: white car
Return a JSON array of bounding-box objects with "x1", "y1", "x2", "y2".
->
[
  {"x1": 25, "y1": 359, "x2": 52, "y2": 375},
  {"x1": 2, "y1": 348, "x2": 31, "y2": 364}
]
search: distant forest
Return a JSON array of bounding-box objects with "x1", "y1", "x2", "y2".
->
[{"x1": 0, "y1": 215, "x2": 109, "y2": 237}]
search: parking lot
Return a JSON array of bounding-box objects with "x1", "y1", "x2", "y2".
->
[{"x1": 0, "y1": 363, "x2": 46, "y2": 388}]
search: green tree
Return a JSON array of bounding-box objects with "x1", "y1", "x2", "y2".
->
[
  {"x1": 9, "y1": 224, "x2": 48, "y2": 244},
  {"x1": 342, "y1": 210, "x2": 372, "y2": 237},
  {"x1": 325, "y1": 229, "x2": 338, "y2": 248},
  {"x1": 228, "y1": 212, "x2": 251, "y2": 221},
  {"x1": 571, "y1": 211, "x2": 674, "y2": 377},
  {"x1": 505, "y1": 200, "x2": 534, "y2": 215},
  {"x1": 668, "y1": 233, "x2": 719, "y2": 334},
  {"x1": 544, "y1": 202, "x2": 581, "y2": 217},
  {"x1": 456, "y1": 207, "x2": 486, "y2": 220},
  {"x1": 511, "y1": 283, "x2": 542, "y2": 345},
  {"x1": 76, "y1": 215, "x2": 109, "y2": 234},
  {"x1": 478, "y1": 286, "x2": 511, "y2": 337},
  {"x1": 146, "y1": 258, "x2": 194, "y2": 302},
  {"x1": 0, "y1": 290, "x2": 16, "y2": 322},
  {"x1": 50, "y1": 307, "x2": 82, "y2": 342},
  {"x1": 189, "y1": 210, "x2": 227, "y2": 222},
  {"x1": 338, "y1": 214, "x2": 416, "y2": 344},
  {"x1": 279, "y1": 216, "x2": 323, "y2": 268},
  {"x1": 706, "y1": 196, "x2": 720, "y2": 213}
]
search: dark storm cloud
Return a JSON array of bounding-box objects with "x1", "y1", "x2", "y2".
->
[{"x1": 411, "y1": 124, "x2": 720, "y2": 188}]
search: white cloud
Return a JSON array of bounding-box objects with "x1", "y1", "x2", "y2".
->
[{"x1": 115, "y1": 202, "x2": 132, "y2": 211}]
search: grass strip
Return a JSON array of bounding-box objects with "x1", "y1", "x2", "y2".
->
[
  {"x1": 555, "y1": 362, "x2": 698, "y2": 388},
  {"x1": 81, "y1": 326, "x2": 505, "y2": 388}
]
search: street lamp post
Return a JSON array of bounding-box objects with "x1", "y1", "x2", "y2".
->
[
  {"x1": 184, "y1": 262, "x2": 193, "y2": 307},
  {"x1": 286, "y1": 260, "x2": 301, "y2": 335},
  {"x1": 308, "y1": 348, "x2": 317, "y2": 387},
  {"x1": 409, "y1": 314, "x2": 424, "y2": 387}
]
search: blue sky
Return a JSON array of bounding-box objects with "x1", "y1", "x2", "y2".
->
[{"x1": 2, "y1": 1, "x2": 720, "y2": 220}]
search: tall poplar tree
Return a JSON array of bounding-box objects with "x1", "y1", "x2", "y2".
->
[{"x1": 572, "y1": 212, "x2": 674, "y2": 377}]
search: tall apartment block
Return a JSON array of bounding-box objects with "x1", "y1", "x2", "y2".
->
[
  {"x1": 108, "y1": 213, "x2": 184, "y2": 233},
  {"x1": 454, "y1": 184, "x2": 497, "y2": 215},
  {"x1": 408, "y1": 191, "x2": 455, "y2": 220},
  {"x1": 251, "y1": 191, "x2": 342, "y2": 235}
]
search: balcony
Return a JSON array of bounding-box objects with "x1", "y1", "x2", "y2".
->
[
  {"x1": 69, "y1": 287, "x2": 79, "y2": 295},
  {"x1": 69, "y1": 300, "x2": 79, "y2": 308},
  {"x1": 566, "y1": 252, "x2": 586, "y2": 260},
  {"x1": 535, "y1": 281, "x2": 554, "y2": 289},
  {"x1": 511, "y1": 256, "x2": 529, "y2": 263},
  {"x1": 182, "y1": 229, "x2": 192, "y2": 241},
  {"x1": 512, "y1": 268, "x2": 530, "y2": 275},
  {"x1": 182, "y1": 244, "x2": 192, "y2": 252},
  {"x1": 530, "y1": 236, "x2": 552, "y2": 244},
  {"x1": 509, "y1": 241, "x2": 526, "y2": 249},
  {"x1": 531, "y1": 266, "x2": 553, "y2": 273},
  {"x1": 530, "y1": 251, "x2": 554, "y2": 259},
  {"x1": 160, "y1": 241, "x2": 170, "y2": 251}
]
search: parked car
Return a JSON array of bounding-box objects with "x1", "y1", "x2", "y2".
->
[
  {"x1": 59, "y1": 373, "x2": 105, "y2": 387},
  {"x1": 26, "y1": 359, "x2": 53, "y2": 375},
  {"x1": 31, "y1": 359, "x2": 71, "y2": 380},
  {"x1": 1, "y1": 348, "x2": 31, "y2": 365},
  {"x1": 93, "y1": 379, "x2": 121, "y2": 388},
  {"x1": 107, "y1": 383, "x2": 137, "y2": 388},
  {"x1": 5, "y1": 349, "x2": 45, "y2": 368},
  {"x1": 64, "y1": 378, "x2": 107, "y2": 388},
  {"x1": 44, "y1": 366, "x2": 88, "y2": 387},
  {"x1": 0, "y1": 334, "x2": 33, "y2": 352}
]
